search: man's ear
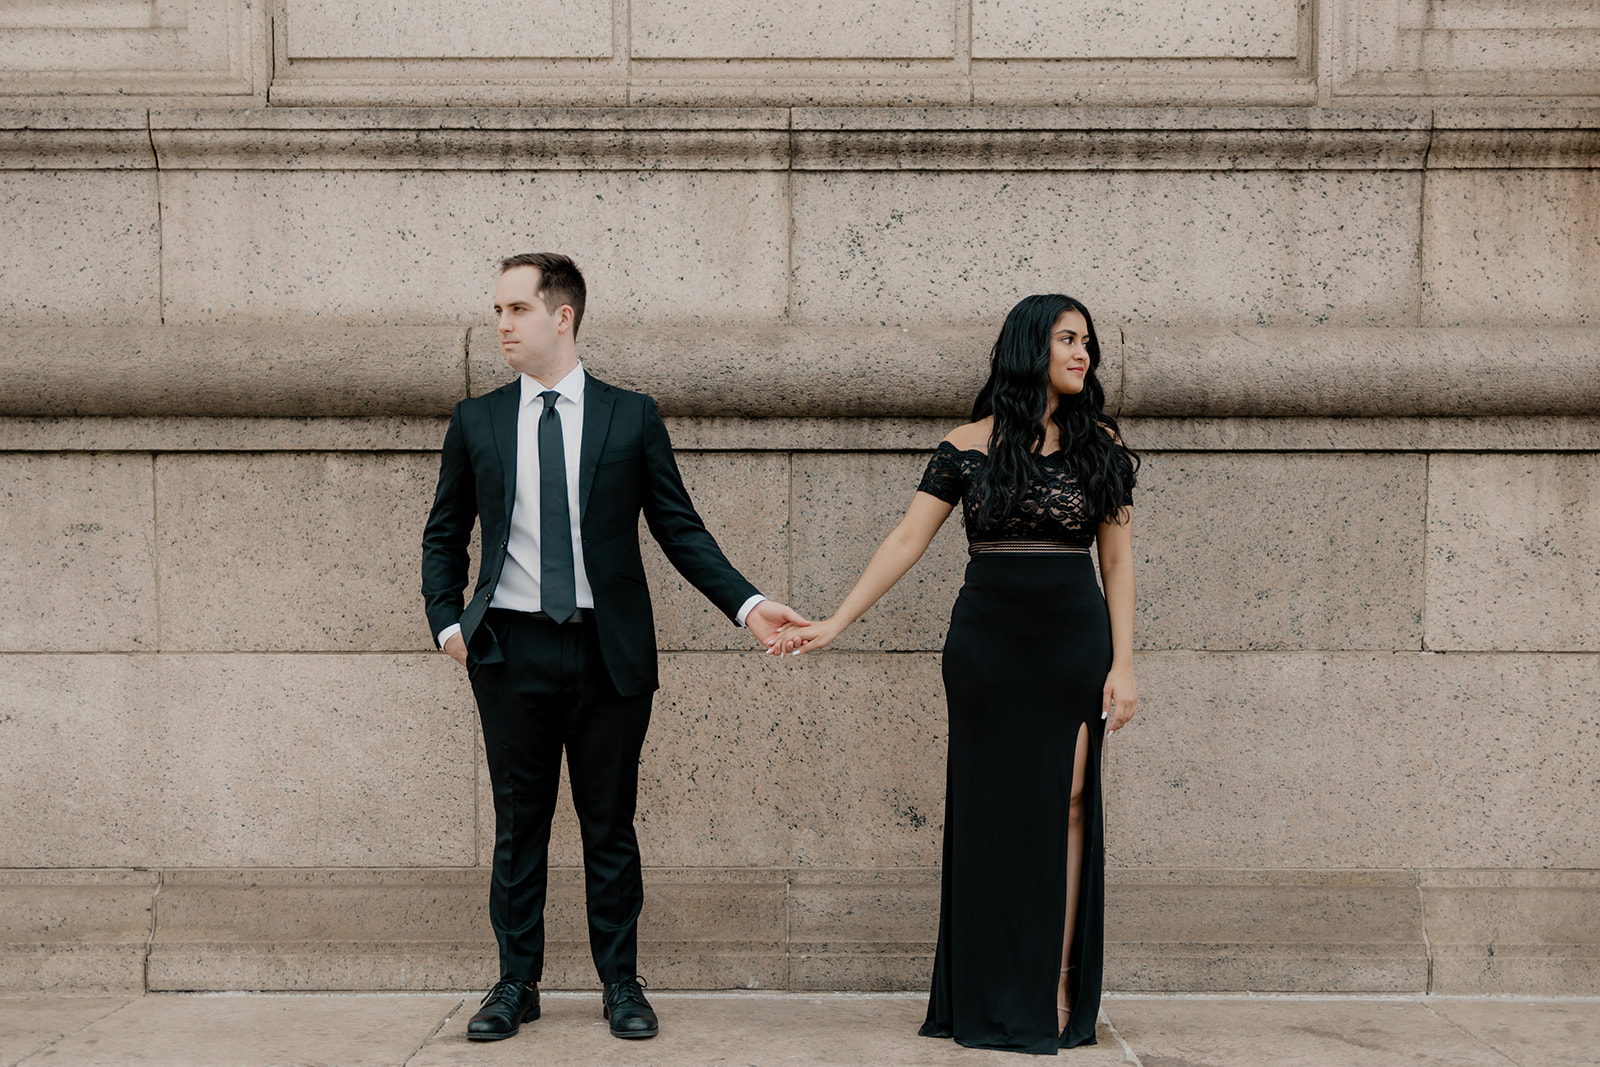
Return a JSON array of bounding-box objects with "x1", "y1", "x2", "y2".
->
[{"x1": 556, "y1": 304, "x2": 576, "y2": 335}]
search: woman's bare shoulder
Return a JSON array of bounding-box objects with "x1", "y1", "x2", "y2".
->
[{"x1": 943, "y1": 418, "x2": 992, "y2": 452}]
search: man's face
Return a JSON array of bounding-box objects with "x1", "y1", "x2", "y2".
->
[{"x1": 494, "y1": 266, "x2": 565, "y2": 376}]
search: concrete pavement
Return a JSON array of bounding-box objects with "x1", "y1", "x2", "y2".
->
[{"x1": 4, "y1": 992, "x2": 1599, "y2": 1066}]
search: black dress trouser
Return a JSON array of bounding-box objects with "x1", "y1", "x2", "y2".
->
[{"x1": 468, "y1": 608, "x2": 654, "y2": 984}]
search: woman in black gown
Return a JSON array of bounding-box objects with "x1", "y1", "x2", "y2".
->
[{"x1": 776, "y1": 294, "x2": 1140, "y2": 1053}]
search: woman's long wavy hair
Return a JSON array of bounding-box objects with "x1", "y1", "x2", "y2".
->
[{"x1": 970, "y1": 294, "x2": 1139, "y2": 530}]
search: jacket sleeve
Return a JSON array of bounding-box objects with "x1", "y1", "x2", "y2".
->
[
  {"x1": 637, "y1": 396, "x2": 759, "y2": 622},
  {"x1": 420, "y1": 403, "x2": 477, "y2": 643}
]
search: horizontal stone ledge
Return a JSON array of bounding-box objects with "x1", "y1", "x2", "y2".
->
[
  {"x1": 7, "y1": 867, "x2": 1595, "y2": 994},
  {"x1": 3, "y1": 107, "x2": 1594, "y2": 171},
  {"x1": 1123, "y1": 328, "x2": 1600, "y2": 417},
  {"x1": 6, "y1": 326, "x2": 1599, "y2": 420},
  {"x1": 5, "y1": 415, "x2": 1600, "y2": 454},
  {"x1": 0, "y1": 327, "x2": 467, "y2": 417}
]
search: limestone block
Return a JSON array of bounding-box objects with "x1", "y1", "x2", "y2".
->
[
  {"x1": 633, "y1": 1, "x2": 953, "y2": 58},
  {"x1": 0, "y1": 327, "x2": 467, "y2": 417},
  {"x1": 1104, "y1": 869, "x2": 1426, "y2": 992},
  {"x1": 1103, "y1": 652, "x2": 1600, "y2": 869},
  {"x1": 973, "y1": 0, "x2": 1299, "y2": 59},
  {"x1": 1426, "y1": 453, "x2": 1600, "y2": 651},
  {"x1": 32, "y1": 993, "x2": 463, "y2": 1066},
  {"x1": 1423, "y1": 170, "x2": 1600, "y2": 326},
  {"x1": 641, "y1": 452, "x2": 790, "y2": 651},
  {"x1": 1134, "y1": 451, "x2": 1427, "y2": 651},
  {"x1": 790, "y1": 452, "x2": 968, "y2": 651},
  {"x1": 0, "y1": 870, "x2": 155, "y2": 994},
  {"x1": 155, "y1": 452, "x2": 445, "y2": 651},
  {"x1": 0, "y1": 654, "x2": 477, "y2": 867},
  {"x1": 791, "y1": 171, "x2": 1422, "y2": 327},
  {"x1": 1110, "y1": 999, "x2": 1514, "y2": 1066},
  {"x1": 1118, "y1": 414, "x2": 1600, "y2": 454},
  {"x1": 159, "y1": 170, "x2": 788, "y2": 326},
  {"x1": 0, "y1": 108, "x2": 155, "y2": 169},
  {"x1": 285, "y1": 0, "x2": 612, "y2": 59},
  {"x1": 1422, "y1": 870, "x2": 1600, "y2": 995},
  {"x1": 636, "y1": 653, "x2": 947, "y2": 867},
  {"x1": 0, "y1": 171, "x2": 159, "y2": 326},
  {"x1": 0, "y1": 454, "x2": 155, "y2": 652},
  {"x1": 1120, "y1": 327, "x2": 1600, "y2": 417}
]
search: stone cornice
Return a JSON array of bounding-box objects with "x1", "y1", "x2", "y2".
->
[
  {"x1": 4, "y1": 326, "x2": 1596, "y2": 419},
  {"x1": 1, "y1": 107, "x2": 1594, "y2": 170}
]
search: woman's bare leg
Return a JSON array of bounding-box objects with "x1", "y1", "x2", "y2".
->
[{"x1": 1058, "y1": 724, "x2": 1091, "y2": 1033}]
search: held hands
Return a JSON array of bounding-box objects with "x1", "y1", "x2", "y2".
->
[
  {"x1": 745, "y1": 600, "x2": 810, "y2": 650},
  {"x1": 1102, "y1": 665, "x2": 1138, "y2": 731},
  {"x1": 770, "y1": 616, "x2": 844, "y2": 656}
]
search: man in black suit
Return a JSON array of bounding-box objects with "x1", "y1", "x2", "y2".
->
[{"x1": 422, "y1": 253, "x2": 804, "y2": 1042}]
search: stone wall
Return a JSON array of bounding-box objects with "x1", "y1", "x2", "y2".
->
[{"x1": 2, "y1": 0, "x2": 1597, "y2": 997}]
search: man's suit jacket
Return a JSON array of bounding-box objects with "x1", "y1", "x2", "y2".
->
[{"x1": 421, "y1": 373, "x2": 758, "y2": 697}]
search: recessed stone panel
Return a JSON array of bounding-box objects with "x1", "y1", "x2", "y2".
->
[
  {"x1": 0, "y1": 453, "x2": 155, "y2": 652},
  {"x1": 0, "y1": 171, "x2": 159, "y2": 326},
  {"x1": 1423, "y1": 171, "x2": 1600, "y2": 326},
  {"x1": 973, "y1": 0, "x2": 1299, "y2": 59},
  {"x1": 790, "y1": 451, "x2": 968, "y2": 652},
  {"x1": 792, "y1": 171, "x2": 1422, "y2": 327},
  {"x1": 634, "y1": 1, "x2": 953, "y2": 59},
  {"x1": 160, "y1": 170, "x2": 788, "y2": 327},
  {"x1": 1104, "y1": 651, "x2": 1600, "y2": 870},
  {"x1": 156, "y1": 452, "x2": 443, "y2": 652},
  {"x1": 636, "y1": 652, "x2": 947, "y2": 867},
  {"x1": 1426, "y1": 453, "x2": 1600, "y2": 651},
  {"x1": 286, "y1": 0, "x2": 613, "y2": 59},
  {"x1": 0, "y1": 654, "x2": 476, "y2": 867},
  {"x1": 1135, "y1": 451, "x2": 1427, "y2": 651}
]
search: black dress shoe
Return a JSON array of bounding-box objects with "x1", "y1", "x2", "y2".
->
[
  {"x1": 467, "y1": 977, "x2": 539, "y2": 1041},
  {"x1": 602, "y1": 975, "x2": 659, "y2": 1039}
]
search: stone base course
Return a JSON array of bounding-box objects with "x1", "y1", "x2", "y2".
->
[{"x1": 4, "y1": 867, "x2": 1595, "y2": 995}]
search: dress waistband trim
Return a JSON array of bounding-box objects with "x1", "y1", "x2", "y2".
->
[{"x1": 968, "y1": 540, "x2": 1091, "y2": 556}]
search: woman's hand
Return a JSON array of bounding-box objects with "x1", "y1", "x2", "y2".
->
[
  {"x1": 1102, "y1": 666, "x2": 1138, "y2": 731},
  {"x1": 771, "y1": 617, "x2": 844, "y2": 656}
]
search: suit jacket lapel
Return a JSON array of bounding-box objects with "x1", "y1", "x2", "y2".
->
[
  {"x1": 579, "y1": 376, "x2": 615, "y2": 522},
  {"x1": 486, "y1": 380, "x2": 520, "y2": 526}
]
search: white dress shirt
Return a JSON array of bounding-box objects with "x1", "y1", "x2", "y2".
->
[{"x1": 437, "y1": 364, "x2": 763, "y2": 648}]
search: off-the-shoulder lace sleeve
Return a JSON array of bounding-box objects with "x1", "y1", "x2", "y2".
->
[{"x1": 917, "y1": 442, "x2": 965, "y2": 504}]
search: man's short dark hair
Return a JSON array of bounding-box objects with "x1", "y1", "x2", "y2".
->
[{"x1": 500, "y1": 252, "x2": 587, "y2": 338}]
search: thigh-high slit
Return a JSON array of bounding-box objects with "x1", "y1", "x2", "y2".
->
[{"x1": 919, "y1": 553, "x2": 1109, "y2": 1054}]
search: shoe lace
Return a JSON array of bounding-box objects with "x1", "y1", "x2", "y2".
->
[
  {"x1": 481, "y1": 977, "x2": 524, "y2": 1006},
  {"x1": 608, "y1": 974, "x2": 649, "y2": 1006}
]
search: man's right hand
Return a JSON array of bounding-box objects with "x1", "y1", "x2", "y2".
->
[{"x1": 443, "y1": 633, "x2": 469, "y2": 667}]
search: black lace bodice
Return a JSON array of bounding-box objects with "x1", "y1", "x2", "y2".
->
[{"x1": 917, "y1": 441, "x2": 1130, "y2": 551}]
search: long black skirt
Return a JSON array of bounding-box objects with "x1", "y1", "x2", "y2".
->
[{"x1": 919, "y1": 552, "x2": 1110, "y2": 1054}]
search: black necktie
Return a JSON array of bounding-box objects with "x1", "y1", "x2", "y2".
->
[{"x1": 537, "y1": 390, "x2": 577, "y2": 623}]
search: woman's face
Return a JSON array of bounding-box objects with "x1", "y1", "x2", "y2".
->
[{"x1": 1047, "y1": 309, "x2": 1092, "y2": 399}]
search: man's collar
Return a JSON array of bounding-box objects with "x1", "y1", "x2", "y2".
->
[{"x1": 520, "y1": 363, "x2": 585, "y2": 407}]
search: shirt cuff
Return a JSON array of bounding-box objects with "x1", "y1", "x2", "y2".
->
[
  {"x1": 437, "y1": 623, "x2": 462, "y2": 649},
  {"x1": 734, "y1": 594, "x2": 766, "y2": 628}
]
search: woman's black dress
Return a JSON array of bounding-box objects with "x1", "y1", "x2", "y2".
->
[{"x1": 914, "y1": 442, "x2": 1127, "y2": 1054}]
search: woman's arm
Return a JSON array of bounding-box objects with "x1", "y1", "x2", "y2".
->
[
  {"x1": 777, "y1": 491, "x2": 954, "y2": 654},
  {"x1": 1096, "y1": 507, "x2": 1138, "y2": 729}
]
